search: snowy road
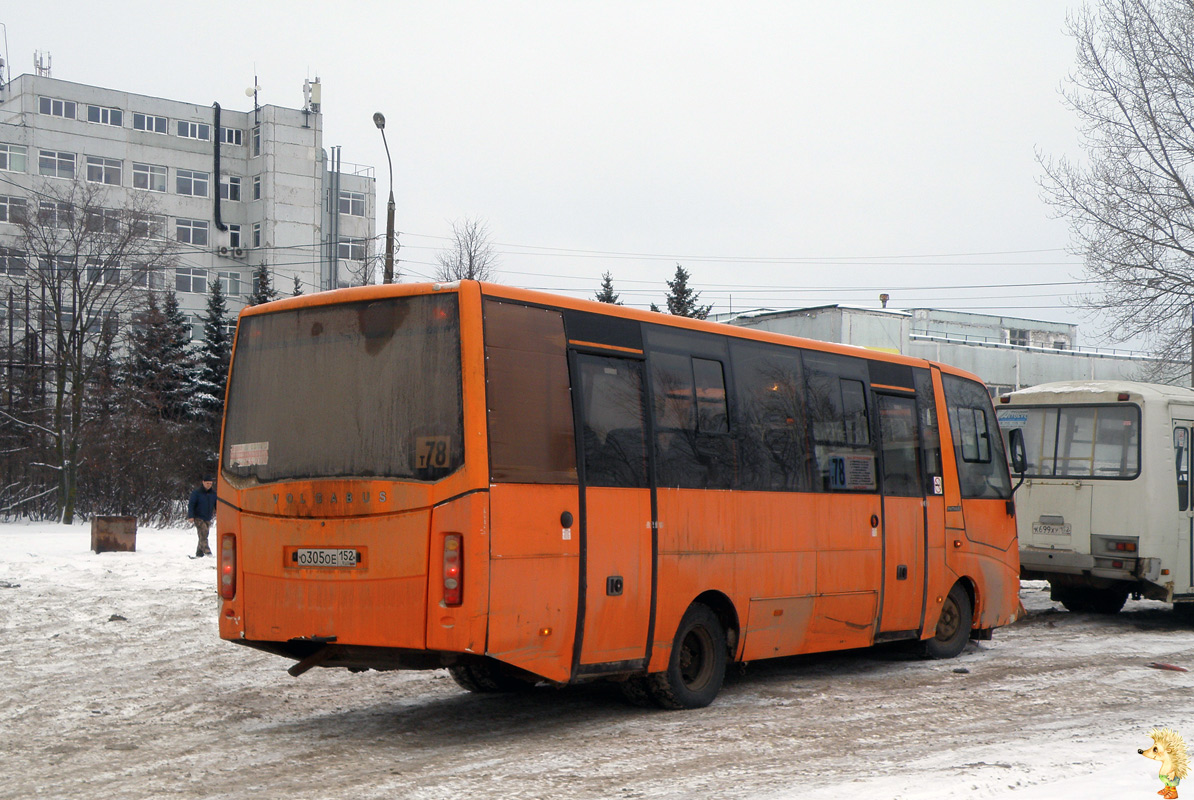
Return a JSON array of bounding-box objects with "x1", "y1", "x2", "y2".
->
[{"x1": 1, "y1": 523, "x2": 1192, "y2": 799}]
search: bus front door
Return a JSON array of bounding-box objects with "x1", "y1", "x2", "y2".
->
[
  {"x1": 1174, "y1": 421, "x2": 1194, "y2": 594},
  {"x1": 573, "y1": 354, "x2": 655, "y2": 672},
  {"x1": 876, "y1": 392, "x2": 928, "y2": 636}
]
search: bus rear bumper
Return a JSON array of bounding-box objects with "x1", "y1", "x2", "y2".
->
[{"x1": 233, "y1": 639, "x2": 465, "y2": 673}]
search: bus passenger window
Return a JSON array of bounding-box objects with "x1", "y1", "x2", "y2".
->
[
  {"x1": 729, "y1": 340, "x2": 811, "y2": 492},
  {"x1": 649, "y1": 349, "x2": 735, "y2": 489},
  {"x1": 805, "y1": 353, "x2": 876, "y2": 493}
]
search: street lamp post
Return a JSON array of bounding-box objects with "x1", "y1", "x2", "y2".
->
[{"x1": 373, "y1": 112, "x2": 396, "y2": 285}]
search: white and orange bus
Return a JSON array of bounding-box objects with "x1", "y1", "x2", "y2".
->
[{"x1": 216, "y1": 281, "x2": 1021, "y2": 708}]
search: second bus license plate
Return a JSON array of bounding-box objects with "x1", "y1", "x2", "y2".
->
[{"x1": 293, "y1": 548, "x2": 360, "y2": 568}]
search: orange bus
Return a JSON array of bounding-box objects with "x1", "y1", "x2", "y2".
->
[{"x1": 216, "y1": 281, "x2": 1021, "y2": 708}]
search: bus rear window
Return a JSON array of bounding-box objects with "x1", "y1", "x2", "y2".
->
[
  {"x1": 222, "y1": 294, "x2": 464, "y2": 484},
  {"x1": 997, "y1": 404, "x2": 1140, "y2": 479}
]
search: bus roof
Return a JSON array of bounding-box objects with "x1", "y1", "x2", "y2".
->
[
  {"x1": 236, "y1": 280, "x2": 989, "y2": 384},
  {"x1": 1005, "y1": 380, "x2": 1194, "y2": 404}
]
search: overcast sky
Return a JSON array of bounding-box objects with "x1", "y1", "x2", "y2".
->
[{"x1": 3, "y1": 2, "x2": 1115, "y2": 341}]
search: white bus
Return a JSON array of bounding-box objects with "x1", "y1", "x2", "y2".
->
[{"x1": 997, "y1": 380, "x2": 1194, "y2": 615}]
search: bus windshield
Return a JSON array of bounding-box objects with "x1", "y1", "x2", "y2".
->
[{"x1": 221, "y1": 293, "x2": 464, "y2": 485}]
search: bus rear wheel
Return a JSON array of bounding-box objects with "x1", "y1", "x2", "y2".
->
[
  {"x1": 648, "y1": 603, "x2": 727, "y2": 709},
  {"x1": 922, "y1": 584, "x2": 972, "y2": 659},
  {"x1": 1053, "y1": 586, "x2": 1128, "y2": 615},
  {"x1": 448, "y1": 659, "x2": 536, "y2": 693}
]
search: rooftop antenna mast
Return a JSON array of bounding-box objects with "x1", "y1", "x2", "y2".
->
[
  {"x1": 34, "y1": 50, "x2": 51, "y2": 77},
  {"x1": 245, "y1": 72, "x2": 261, "y2": 125}
]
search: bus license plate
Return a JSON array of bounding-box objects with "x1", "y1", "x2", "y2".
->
[
  {"x1": 294, "y1": 548, "x2": 359, "y2": 568},
  {"x1": 1032, "y1": 522, "x2": 1071, "y2": 537}
]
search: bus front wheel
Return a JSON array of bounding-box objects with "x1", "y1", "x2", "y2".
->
[
  {"x1": 922, "y1": 584, "x2": 972, "y2": 659},
  {"x1": 648, "y1": 603, "x2": 727, "y2": 709}
]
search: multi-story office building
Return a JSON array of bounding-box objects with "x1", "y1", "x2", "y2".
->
[{"x1": 0, "y1": 73, "x2": 376, "y2": 341}]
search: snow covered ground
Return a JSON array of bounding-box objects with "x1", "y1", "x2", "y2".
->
[{"x1": 1, "y1": 520, "x2": 1192, "y2": 799}]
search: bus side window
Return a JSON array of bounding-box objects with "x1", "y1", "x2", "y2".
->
[
  {"x1": 803, "y1": 351, "x2": 876, "y2": 493},
  {"x1": 1175, "y1": 427, "x2": 1190, "y2": 512},
  {"x1": 648, "y1": 349, "x2": 735, "y2": 490},
  {"x1": 728, "y1": 340, "x2": 812, "y2": 492}
]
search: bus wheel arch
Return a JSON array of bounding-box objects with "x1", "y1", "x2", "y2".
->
[{"x1": 692, "y1": 590, "x2": 740, "y2": 657}]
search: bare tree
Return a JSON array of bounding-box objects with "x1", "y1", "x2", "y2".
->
[
  {"x1": 0, "y1": 180, "x2": 178, "y2": 522},
  {"x1": 1039, "y1": 0, "x2": 1194, "y2": 380},
  {"x1": 435, "y1": 218, "x2": 499, "y2": 282}
]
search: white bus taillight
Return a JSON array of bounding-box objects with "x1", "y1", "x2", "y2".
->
[
  {"x1": 220, "y1": 533, "x2": 237, "y2": 600},
  {"x1": 443, "y1": 533, "x2": 463, "y2": 607}
]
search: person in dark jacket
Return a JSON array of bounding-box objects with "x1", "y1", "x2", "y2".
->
[{"x1": 187, "y1": 477, "x2": 217, "y2": 557}]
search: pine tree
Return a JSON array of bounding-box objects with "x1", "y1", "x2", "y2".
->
[
  {"x1": 192, "y1": 279, "x2": 231, "y2": 445},
  {"x1": 126, "y1": 291, "x2": 196, "y2": 422},
  {"x1": 292, "y1": 274, "x2": 304, "y2": 296},
  {"x1": 595, "y1": 272, "x2": 622, "y2": 304},
  {"x1": 661, "y1": 264, "x2": 713, "y2": 319},
  {"x1": 247, "y1": 263, "x2": 279, "y2": 306}
]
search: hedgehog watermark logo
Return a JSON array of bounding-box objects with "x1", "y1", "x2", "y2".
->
[{"x1": 1140, "y1": 728, "x2": 1189, "y2": 800}]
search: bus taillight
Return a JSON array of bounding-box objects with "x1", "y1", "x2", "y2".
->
[
  {"x1": 220, "y1": 533, "x2": 237, "y2": 600},
  {"x1": 443, "y1": 533, "x2": 463, "y2": 607}
]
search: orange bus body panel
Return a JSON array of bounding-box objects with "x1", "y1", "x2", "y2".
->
[
  {"x1": 425, "y1": 492, "x2": 491, "y2": 656},
  {"x1": 240, "y1": 506, "x2": 430, "y2": 648},
  {"x1": 487, "y1": 483, "x2": 579, "y2": 683},
  {"x1": 578, "y1": 486, "x2": 653, "y2": 666}
]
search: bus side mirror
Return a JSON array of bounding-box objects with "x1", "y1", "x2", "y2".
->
[{"x1": 1008, "y1": 427, "x2": 1027, "y2": 475}]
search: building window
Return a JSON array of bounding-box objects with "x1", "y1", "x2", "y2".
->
[
  {"x1": 0, "y1": 247, "x2": 27, "y2": 275},
  {"x1": 132, "y1": 163, "x2": 167, "y2": 192},
  {"x1": 177, "y1": 121, "x2": 211, "y2": 141},
  {"x1": 38, "y1": 200, "x2": 73, "y2": 229},
  {"x1": 1007, "y1": 328, "x2": 1029, "y2": 347},
  {"x1": 0, "y1": 144, "x2": 27, "y2": 173},
  {"x1": 252, "y1": 175, "x2": 261, "y2": 200},
  {"x1": 219, "y1": 175, "x2": 241, "y2": 201},
  {"x1": 39, "y1": 97, "x2": 77, "y2": 119},
  {"x1": 228, "y1": 224, "x2": 241, "y2": 248},
  {"x1": 86, "y1": 259, "x2": 120, "y2": 286},
  {"x1": 130, "y1": 213, "x2": 167, "y2": 239},
  {"x1": 87, "y1": 106, "x2": 123, "y2": 126},
  {"x1": 133, "y1": 113, "x2": 168, "y2": 134},
  {"x1": 176, "y1": 169, "x2": 209, "y2": 198},
  {"x1": 339, "y1": 190, "x2": 366, "y2": 216},
  {"x1": 252, "y1": 222, "x2": 261, "y2": 247},
  {"x1": 131, "y1": 264, "x2": 165, "y2": 289},
  {"x1": 176, "y1": 218, "x2": 209, "y2": 246},
  {"x1": 176, "y1": 267, "x2": 208, "y2": 294},
  {"x1": 86, "y1": 156, "x2": 122, "y2": 186},
  {"x1": 338, "y1": 237, "x2": 367, "y2": 261},
  {"x1": 220, "y1": 127, "x2": 243, "y2": 146},
  {"x1": 85, "y1": 208, "x2": 122, "y2": 234},
  {"x1": 0, "y1": 196, "x2": 27, "y2": 224},
  {"x1": 251, "y1": 126, "x2": 261, "y2": 156},
  {"x1": 218, "y1": 270, "x2": 241, "y2": 296},
  {"x1": 38, "y1": 150, "x2": 75, "y2": 179}
]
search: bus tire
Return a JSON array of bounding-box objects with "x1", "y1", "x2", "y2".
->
[
  {"x1": 922, "y1": 584, "x2": 972, "y2": 659},
  {"x1": 448, "y1": 660, "x2": 535, "y2": 693},
  {"x1": 1088, "y1": 588, "x2": 1128, "y2": 615},
  {"x1": 648, "y1": 603, "x2": 727, "y2": 709}
]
